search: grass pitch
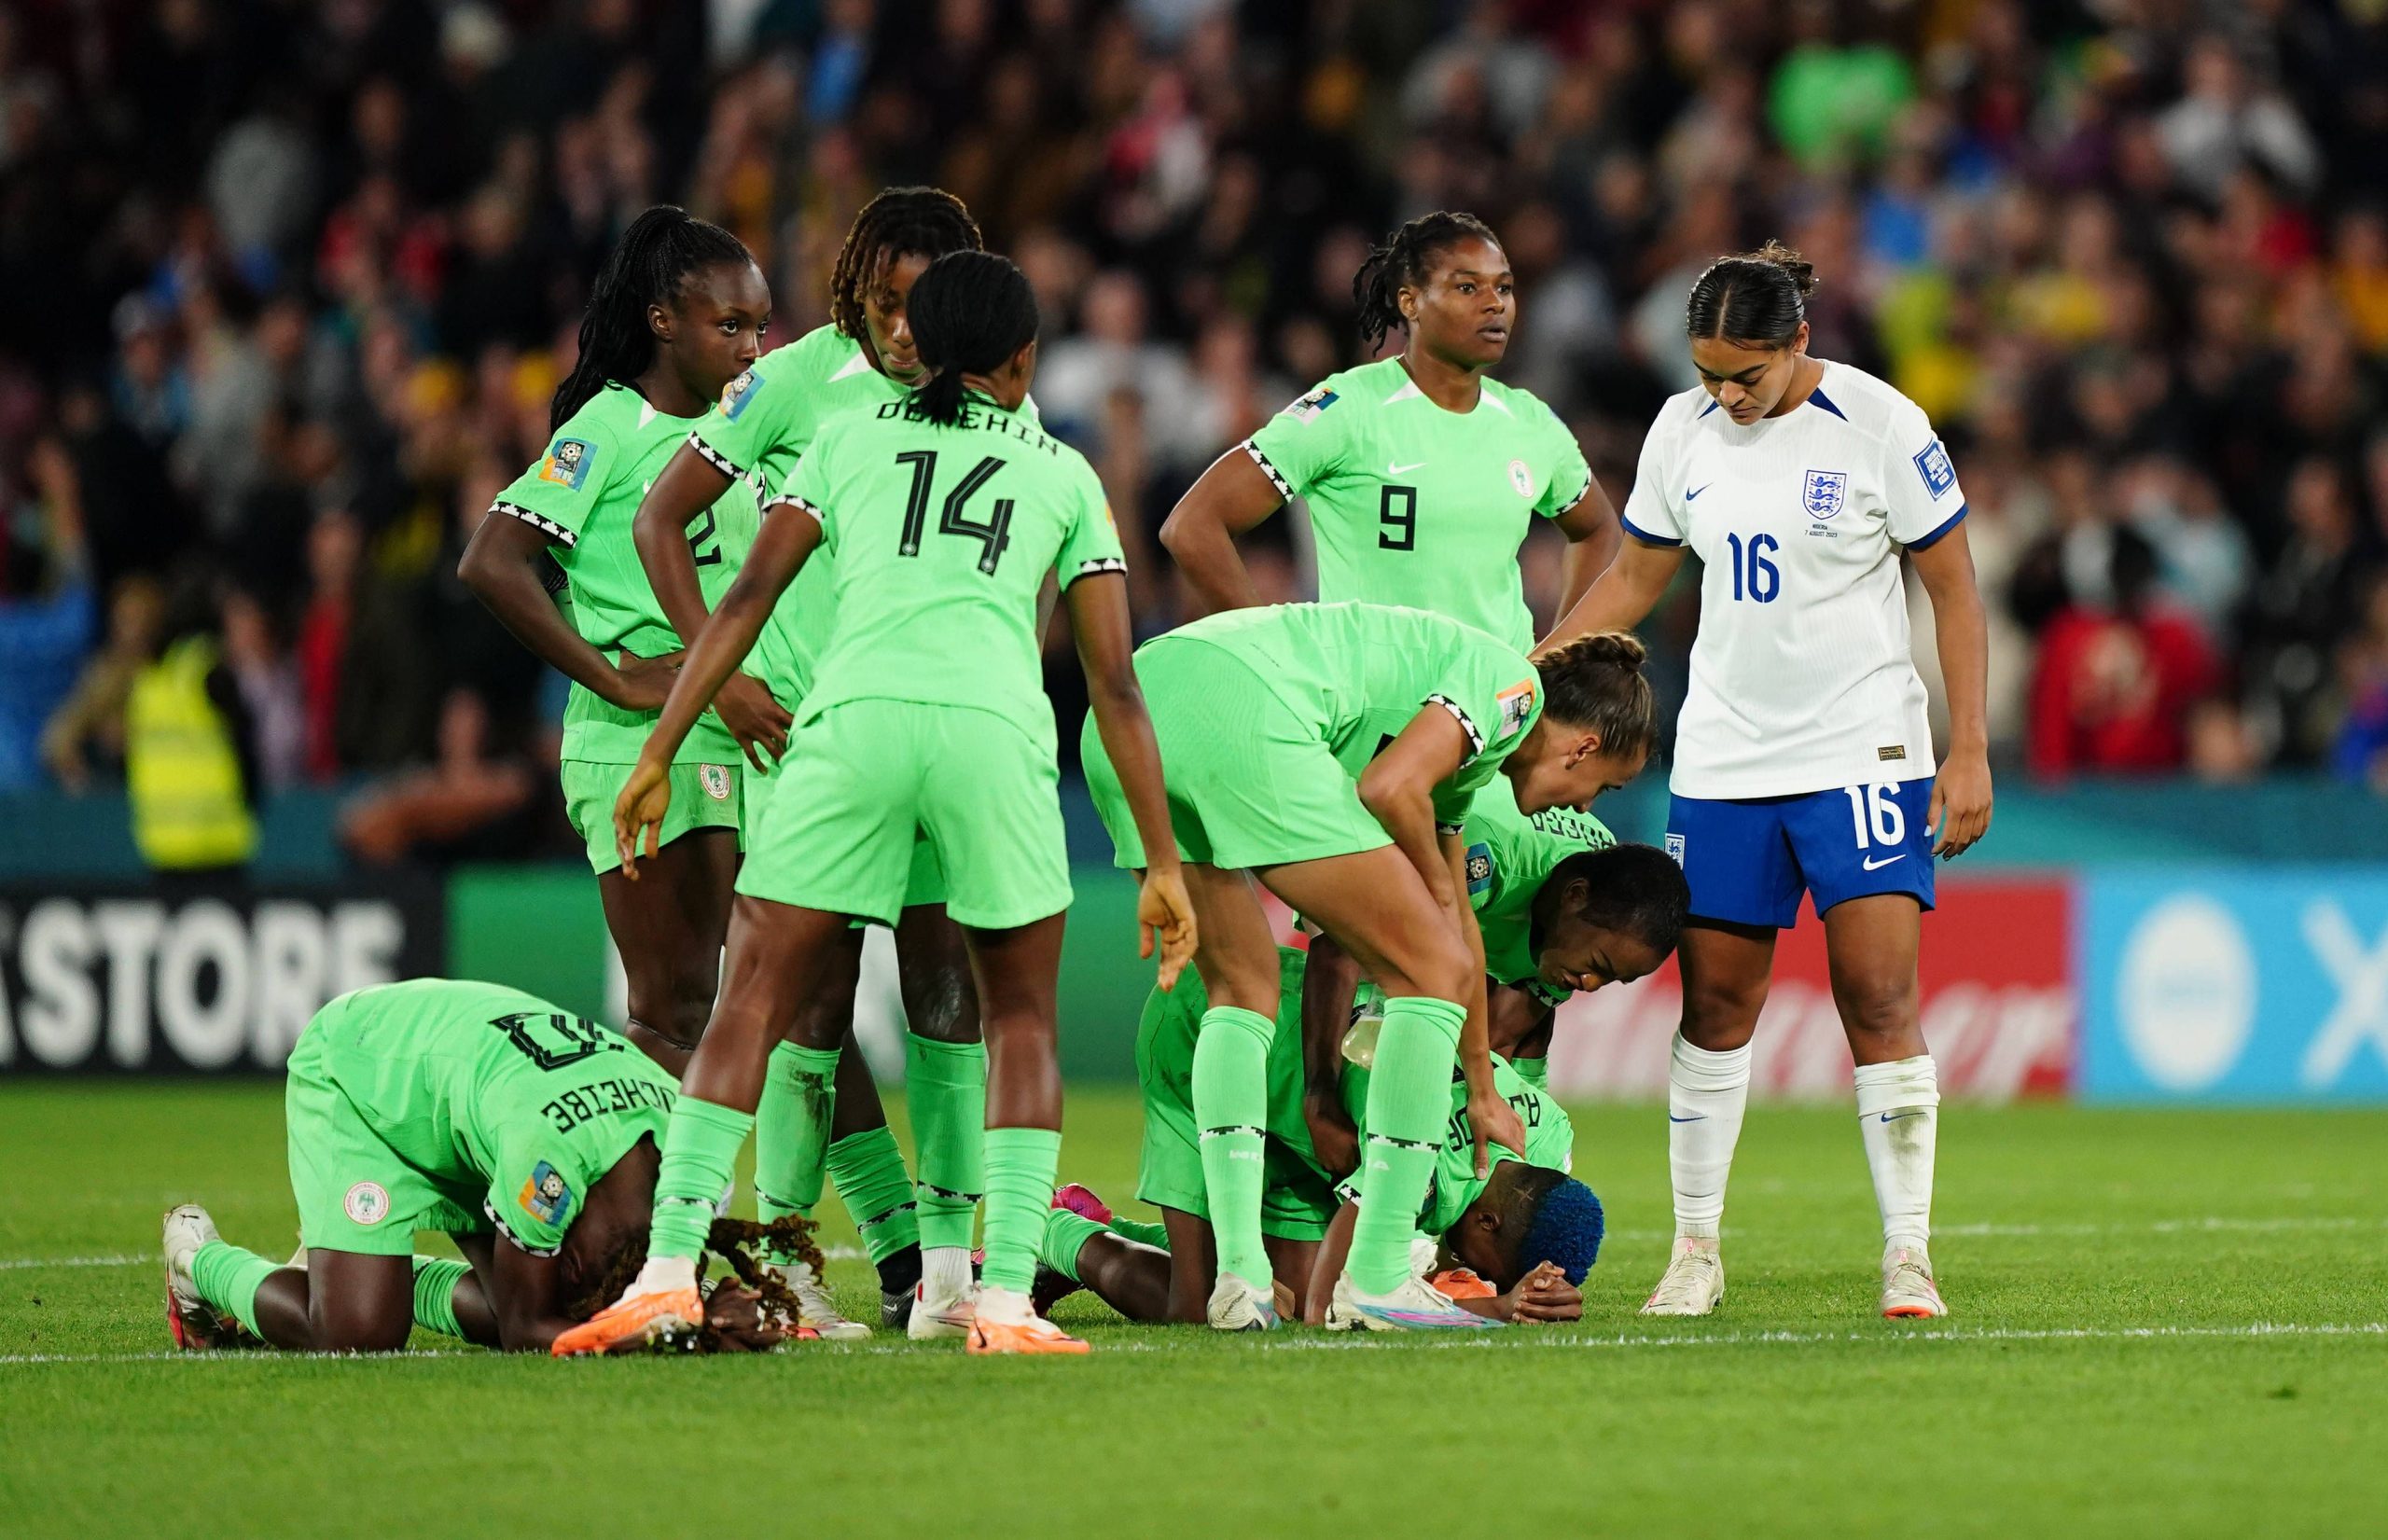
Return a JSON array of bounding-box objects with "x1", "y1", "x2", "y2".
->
[{"x1": 2, "y1": 1083, "x2": 2383, "y2": 1538}]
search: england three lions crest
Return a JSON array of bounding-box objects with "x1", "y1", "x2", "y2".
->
[{"x1": 1802, "y1": 468, "x2": 1848, "y2": 520}]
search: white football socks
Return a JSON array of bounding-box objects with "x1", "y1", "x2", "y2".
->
[
  {"x1": 1668, "y1": 1034, "x2": 1752, "y2": 1242},
  {"x1": 921, "y1": 1243, "x2": 974, "y2": 1300},
  {"x1": 1853, "y1": 1054, "x2": 1940, "y2": 1256}
]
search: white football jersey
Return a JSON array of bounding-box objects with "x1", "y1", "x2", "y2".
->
[{"x1": 1619, "y1": 359, "x2": 1966, "y2": 799}]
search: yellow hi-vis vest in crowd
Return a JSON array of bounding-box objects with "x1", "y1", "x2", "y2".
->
[{"x1": 126, "y1": 636, "x2": 257, "y2": 869}]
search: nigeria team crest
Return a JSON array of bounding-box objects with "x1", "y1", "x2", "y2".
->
[{"x1": 1802, "y1": 468, "x2": 1848, "y2": 520}]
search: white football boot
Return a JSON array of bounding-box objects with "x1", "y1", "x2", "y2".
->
[
  {"x1": 1205, "y1": 1271, "x2": 1280, "y2": 1332},
  {"x1": 773, "y1": 1258, "x2": 871, "y2": 1340},
  {"x1": 1325, "y1": 1271, "x2": 1503, "y2": 1331},
  {"x1": 1880, "y1": 1246, "x2": 1948, "y2": 1319},
  {"x1": 1639, "y1": 1237, "x2": 1726, "y2": 1316}
]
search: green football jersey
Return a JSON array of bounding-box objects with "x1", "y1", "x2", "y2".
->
[
  {"x1": 687, "y1": 326, "x2": 900, "y2": 701},
  {"x1": 493, "y1": 382, "x2": 753, "y2": 764},
  {"x1": 778, "y1": 392, "x2": 1123, "y2": 737},
  {"x1": 1337, "y1": 1053, "x2": 1571, "y2": 1240},
  {"x1": 1465, "y1": 777, "x2": 1615, "y2": 996},
  {"x1": 1169, "y1": 601, "x2": 1544, "y2": 827},
  {"x1": 1243, "y1": 358, "x2": 1591, "y2": 652},
  {"x1": 303, "y1": 978, "x2": 679, "y2": 1256},
  {"x1": 689, "y1": 326, "x2": 1048, "y2": 707}
]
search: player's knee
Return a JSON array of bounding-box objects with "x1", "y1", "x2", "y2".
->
[
  {"x1": 1388, "y1": 932, "x2": 1472, "y2": 1007},
  {"x1": 1681, "y1": 978, "x2": 1765, "y2": 1051},
  {"x1": 896, "y1": 953, "x2": 979, "y2": 1043},
  {"x1": 1834, "y1": 973, "x2": 1916, "y2": 1049},
  {"x1": 309, "y1": 1299, "x2": 412, "y2": 1353}
]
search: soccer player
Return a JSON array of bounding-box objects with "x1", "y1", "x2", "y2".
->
[
  {"x1": 555, "y1": 251, "x2": 1194, "y2": 1358},
  {"x1": 631, "y1": 188, "x2": 996, "y2": 1338},
  {"x1": 1131, "y1": 836, "x2": 1689, "y2": 1324},
  {"x1": 1082, "y1": 604, "x2": 1655, "y2": 1330},
  {"x1": 160, "y1": 978, "x2": 784, "y2": 1355},
  {"x1": 1159, "y1": 210, "x2": 1618, "y2": 646},
  {"x1": 459, "y1": 206, "x2": 781, "y2": 1077},
  {"x1": 1544, "y1": 243, "x2": 1993, "y2": 1320}
]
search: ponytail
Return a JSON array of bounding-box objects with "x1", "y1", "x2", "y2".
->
[
  {"x1": 551, "y1": 205, "x2": 754, "y2": 431},
  {"x1": 908, "y1": 251, "x2": 1038, "y2": 425}
]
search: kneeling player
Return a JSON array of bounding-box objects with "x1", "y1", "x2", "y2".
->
[
  {"x1": 1037, "y1": 1050, "x2": 1600, "y2": 1327},
  {"x1": 161, "y1": 978, "x2": 784, "y2": 1354},
  {"x1": 1127, "y1": 837, "x2": 1688, "y2": 1324}
]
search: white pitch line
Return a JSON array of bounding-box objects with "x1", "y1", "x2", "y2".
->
[
  {"x1": 1262, "y1": 1321, "x2": 2388, "y2": 1353},
  {"x1": 3, "y1": 1322, "x2": 2379, "y2": 1367}
]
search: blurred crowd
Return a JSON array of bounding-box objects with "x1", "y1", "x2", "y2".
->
[{"x1": 7, "y1": 0, "x2": 2388, "y2": 868}]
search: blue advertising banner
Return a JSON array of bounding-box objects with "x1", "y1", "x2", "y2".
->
[{"x1": 2080, "y1": 869, "x2": 2388, "y2": 1103}]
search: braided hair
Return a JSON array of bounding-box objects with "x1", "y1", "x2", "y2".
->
[
  {"x1": 551, "y1": 205, "x2": 754, "y2": 431},
  {"x1": 573, "y1": 1214, "x2": 822, "y2": 1353},
  {"x1": 828, "y1": 187, "x2": 984, "y2": 342},
  {"x1": 909, "y1": 251, "x2": 1039, "y2": 425},
  {"x1": 1534, "y1": 631, "x2": 1657, "y2": 763},
  {"x1": 1352, "y1": 210, "x2": 1503, "y2": 350},
  {"x1": 1684, "y1": 240, "x2": 1818, "y2": 349}
]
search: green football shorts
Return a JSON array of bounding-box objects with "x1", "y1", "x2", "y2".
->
[
  {"x1": 744, "y1": 753, "x2": 948, "y2": 911},
  {"x1": 562, "y1": 758, "x2": 742, "y2": 875},
  {"x1": 1083, "y1": 637, "x2": 1391, "y2": 871},
  {"x1": 737, "y1": 699, "x2": 1069, "y2": 930},
  {"x1": 1134, "y1": 947, "x2": 1340, "y2": 1242},
  {"x1": 285, "y1": 1003, "x2": 486, "y2": 1256}
]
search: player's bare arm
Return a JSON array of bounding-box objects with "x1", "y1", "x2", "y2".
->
[
  {"x1": 617, "y1": 501, "x2": 822, "y2": 870},
  {"x1": 632, "y1": 442, "x2": 791, "y2": 768},
  {"x1": 1551, "y1": 478, "x2": 1622, "y2": 619},
  {"x1": 1067, "y1": 568, "x2": 1196, "y2": 987},
  {"x1": 1299, "y1": 931, "x2": 1366, "y2": 1178},
  {"x1": 459, "y1": 512, "x2": 676, "y2": 712},
  {"x1": 1538, "y1": 532, "x2": 1684, "y2": 653},
  {"x1": 1157, "y1": 447, "x2": 1284, "y2": 616},
  {"x1": 1909, "y1": 522, "x2": 1993, "y2": 859}
]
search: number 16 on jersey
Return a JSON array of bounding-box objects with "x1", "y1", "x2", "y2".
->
[{"x1": 1723, "y1": 531, "x2": 1780, "y2": 604}]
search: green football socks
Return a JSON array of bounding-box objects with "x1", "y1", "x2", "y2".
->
[
  {"x1": 1347, "y1": 995, "x2": 1465, "y2": 1294},
  {"x1": 753, "y1": 1042, "x2": 839, "y2": 1262},
  {"x1": 190, "y1": 1240, "x2": 275, "y2": 1338},
  {"x1": 1191, "y1": 1005, "x2": 1275, "y2": 1286},
  {"x1": 979, "y1": 1126, "x2": 1062, "y2": 1294},
  {"x1": 410, "y1": 1256, "x2": 470, "y2": 1339},
  {"x1": 1039, "y1": 1207, "x2": 1109, "y2": 1283},
  {"x1": 1106, "y1": 1214, "x2": 1167, "y2": 1248},
  {"x1": 907, "y1": 1033, "x2": 986, "y2": 1253},
  {"x1": 651, "y1": 1095, "x2": 754, "y2": 1264},
  {"x1": 826, "y1": 1125, "x2": 920, "y2": 1265}
]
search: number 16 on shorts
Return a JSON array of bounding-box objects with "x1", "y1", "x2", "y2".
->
[{"x1": 1665, "y1": 779, "x2": 1936, "y2": 928}]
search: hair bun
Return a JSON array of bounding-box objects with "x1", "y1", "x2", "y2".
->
[
  {"x1": 1576, "y1": 630, "x2": 1646, "y2": 672},
  {"x1": 1747, "y1": 240, "x2": 1818, "y2": 298}
]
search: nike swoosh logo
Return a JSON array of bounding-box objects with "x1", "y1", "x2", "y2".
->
[
  {"x1": 1861, "y1": 853, "x2": 1906, "y2": 871},
  {"x1": 1686, "y1": 484, "x2": 1710, "y2": 500},
  {"x1": 1388, "y1": 461, "x2": 1427, "y2": 475},
  {"x1": 1878, "y1": 1111, "x2": 1924, "y2": 1123},
  {"x1": 1668, "y1": 1114, "x2": 1705, "y2": 1123}
]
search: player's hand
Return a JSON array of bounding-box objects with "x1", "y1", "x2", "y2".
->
[
  {"x1": 1495, "y1": 1260, "x2": 1582, "y2": 1324},
  {"x1": 1930, "y1": 747, "x2": 1993, "y2": 860},
  {"x1": 1465, "y1": 1083, "x2": 1528, "y2": 1179},
  {"x1": 715, "y1": 671, "x2": 792, "y2": 772},
  {"x1": 1302, "y1": 1092, "x2": 1361, "y2": 1179},
  {"x1": 701, "y1": 1282, "x2": 790, "y2": 1353},
  {"x1": 609, "y1": 648, "x2": 684, "y2": 713},
  {"x1": 613, "y1": 757, "x2": 673, "y2": 877},
  {"x1": 1137, "y1": 866, "x2": 1198, "y2": 990}
]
